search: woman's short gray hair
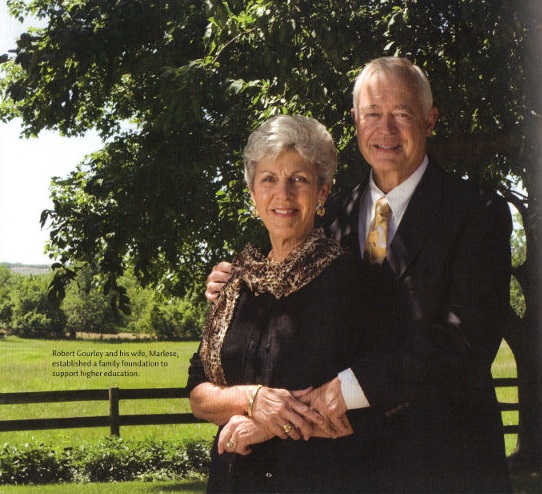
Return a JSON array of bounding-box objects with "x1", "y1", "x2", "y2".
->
[
  {"x1": 352, "y1": 57, "x2": 434, "y2": 116},
  {"x1": 243, "y1": 114, "x2": 337, "y2": 189}
]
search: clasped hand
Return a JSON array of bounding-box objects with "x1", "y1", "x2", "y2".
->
[{"x1": 219, "y1": 380, "x2": 353, "y2": 455}]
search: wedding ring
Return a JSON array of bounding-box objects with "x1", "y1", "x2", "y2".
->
[
  {"x1": 282, "y1": 423, "x2": 292, "y2": 434},
  {"x1": 226, "y1": 439, "x2": 238, "y2": 451}
]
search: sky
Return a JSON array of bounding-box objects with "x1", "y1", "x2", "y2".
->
[{"x1": 0, "y1": 2, "x2": 103, "y2": 265}]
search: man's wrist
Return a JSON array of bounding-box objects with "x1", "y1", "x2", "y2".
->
[{"x1": 338, "y1": 368, "x2": 370, "y2": 409}]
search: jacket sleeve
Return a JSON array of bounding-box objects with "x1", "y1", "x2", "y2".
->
[{"x1": 186, "y1": 345, "x2": 207, "y2": 393}]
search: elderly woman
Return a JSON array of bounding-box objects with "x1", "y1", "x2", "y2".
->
[{"x1": 187, "y1": 115, "x2": 368, "y2": 493}]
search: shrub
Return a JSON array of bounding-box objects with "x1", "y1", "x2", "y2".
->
[
  {"x1": 0, "y1": 437, "x2": 211, "y2": 485},
  {"x1": 0, "y1": 441, "x2": 70, "y2": 485}
]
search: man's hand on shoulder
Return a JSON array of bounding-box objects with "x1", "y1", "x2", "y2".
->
[{"x1": 205, "y1": 261, "x2": 233, "y2": 302}]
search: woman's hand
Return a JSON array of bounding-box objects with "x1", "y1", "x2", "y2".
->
[
  {"x1": 218, "y1": 415, "x2": 274, "y2": 455},
  {"x1": 251, "y1": 386, "x2": 325, "y2": 441}
]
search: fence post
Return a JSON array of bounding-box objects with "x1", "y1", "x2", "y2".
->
[{"x1": 109, "y1": 387, "x2": 120, "y2": 436}]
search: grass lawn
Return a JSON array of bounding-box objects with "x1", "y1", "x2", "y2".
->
[
  {"x1": 0, "y1": 479, "x2": 207, "y2": 494},
  {"x1": 0, "y1": 337, "x2": 216, "y2": 447}
]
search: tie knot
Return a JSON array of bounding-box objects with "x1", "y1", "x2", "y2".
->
[
  {"x1": 364, "y1": 196, "x2": 391, "y2": 264},
  {"x1": 375, "y1": 197, "x2": 391, "y2": 220}
]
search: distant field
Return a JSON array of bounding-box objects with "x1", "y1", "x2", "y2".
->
[
  {"x1": 0, "y1": 336, "x2": 518, "y2": 454},
  {"x1": 0, "y1": 337, "x2": 216, "y2": 447}
]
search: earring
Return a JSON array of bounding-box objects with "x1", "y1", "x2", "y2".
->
[
  {"x1": 316, "y1": 201, "x2": 325, "y2": 217},
  {"x1": 251, "y1": 207, "x2": 259, "y2": 219}
]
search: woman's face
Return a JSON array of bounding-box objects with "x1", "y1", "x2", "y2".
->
[{"x1": 250, "y1": 149, "x2": 330, "y2": 257}]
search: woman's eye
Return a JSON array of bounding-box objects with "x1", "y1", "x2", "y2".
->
[
  {"x1": 292, "y1": 176, "x2": 308, "y2": 184},
  {"x1": 262, "y1": 176, "x2": 274, "y2": 183}
]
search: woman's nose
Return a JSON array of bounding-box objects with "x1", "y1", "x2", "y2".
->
[{"x1": 276, "y1": 179, "x2": 294, "y2": 198}]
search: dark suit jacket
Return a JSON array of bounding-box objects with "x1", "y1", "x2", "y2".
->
[{"x1": 322, "y1": 161, "x2": 513, "y2": 493}]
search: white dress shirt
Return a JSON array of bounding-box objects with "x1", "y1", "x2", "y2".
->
[{"x1": 339, "y1": 156, "x2": 429, "y2": 409}]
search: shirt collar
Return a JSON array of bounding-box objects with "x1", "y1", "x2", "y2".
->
[{"x1": 368, "y1": 155, "x2": 428, "y2": 225}]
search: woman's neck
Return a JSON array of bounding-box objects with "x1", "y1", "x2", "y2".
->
[{"x1": 267, "y1": 235, "x2": 309, "y2": 263}]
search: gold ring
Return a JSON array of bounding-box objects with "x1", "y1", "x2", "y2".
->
[
  {"x1": 226, "y1": 439, "x2": 238, "y2": 451},
  {"x1": 282, "y1": 423, "x2": 292, "y2": 434}
]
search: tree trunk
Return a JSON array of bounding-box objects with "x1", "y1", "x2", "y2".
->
[
  {"x1": 510, "y1": 0, "x2": 542, "y2": 470},
  {"x1": 504, "y1": 312, "x2": 542, "y2": 473},
  {"x1": 505, "y1": 107, "x2": 542, "y2": 472}
]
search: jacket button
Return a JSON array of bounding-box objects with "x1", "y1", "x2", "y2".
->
[{"x1": 265, "y1": 472, "x2": 273, "y2": 478}]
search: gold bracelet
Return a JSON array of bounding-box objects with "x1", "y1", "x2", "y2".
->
[{"x1": 247, "y1": 384, "x2": 263, "y2": 417}]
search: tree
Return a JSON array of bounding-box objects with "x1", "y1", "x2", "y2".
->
[
  {"x1": 0, "y1": 265, "x2": 15, "y2": 327},
  {"x1": 1, "y1": 0, "x2": 540, "y2": 469},
  {"x1": 138, "y1": 293, "x2": 206, "y2": 340},
  {"x1": 62, "y1": 265, "x2": 123, "y2": 338},
  {"x1": 9, "y1": 274, "x2": 66, "y2": 338}
]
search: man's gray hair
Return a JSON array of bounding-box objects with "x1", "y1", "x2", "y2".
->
[
  {"x1": 243, "y1": 114, "x2": 337, "y2": 189},
  {"x1": 352, "y1": 57, "x2": 434, "y2": 116}
]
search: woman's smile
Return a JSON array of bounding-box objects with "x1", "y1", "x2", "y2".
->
[{"x1": 250, "y1": 149, "x2": 329, "y2": 262}]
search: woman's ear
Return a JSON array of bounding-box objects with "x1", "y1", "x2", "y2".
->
[{"x1": 318, "y1": 183, "x2": 332, "y2": 204}]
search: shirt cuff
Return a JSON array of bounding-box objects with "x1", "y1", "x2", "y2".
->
[{"x1": 338, "y1": 368, "x2": 370, "y2": 409}]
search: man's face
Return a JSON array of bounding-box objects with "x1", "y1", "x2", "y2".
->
[{"x1": 352, "y1": 73, "x2": 438, "y2": 193}]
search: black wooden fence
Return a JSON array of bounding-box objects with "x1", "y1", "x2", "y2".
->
[{"x1": 0, "y1": 379, "x2": 519, "y2": 437}]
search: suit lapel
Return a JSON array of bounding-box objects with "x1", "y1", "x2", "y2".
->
[
  {"x1": 387, "y1": 162, "x2": 443, "y2": 279},
  {"x1": 330, "y1": 179, "x2": 368, "y2": 260}
]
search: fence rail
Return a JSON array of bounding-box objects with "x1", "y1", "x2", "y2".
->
[
  {"x1": 0, "y1": 379, "x2": 519, "y2": 436},
  {"x1": 0, "y1": 387, "x2": 203, "y2": 436}
]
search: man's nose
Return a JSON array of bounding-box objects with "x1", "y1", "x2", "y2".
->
[{"x1": 380, "y1": 114, "x2": 398, "y2": 133}]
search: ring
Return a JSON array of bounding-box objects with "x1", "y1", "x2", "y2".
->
[
  {"x1": 282, "y1": 423, "x2": 292, "y2": 434},
  {"x1": 226, "y1": 439, "x2": 238, "y2": 451}
]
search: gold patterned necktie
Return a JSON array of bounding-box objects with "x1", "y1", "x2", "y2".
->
[{"x1": 364, "y1": 196, "x2": 391, "y2": 264}]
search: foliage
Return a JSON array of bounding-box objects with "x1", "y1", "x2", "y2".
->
[
  {"x1": 0, "y1": 441, "x2": 71, "y2": 485},
  {"x1": 9, "y1": 274, "x2": 66, "y2": 338},
  {"x1": 62, "y1": 266, "x2": 124, "y2": 336},
  {"x1": 0, "y1": 265, "x2": 15, "y2": 326},
  {"x1": 0, "y1": 437, "x2": 211, "y2": 485},
  {"x1": 0, "y1": 1, "x2": 536, "y2": 305},
  {"x1": 0, "y1": 267, "x2": 206, "y2": 339},
  {"x1": 137, "y1": 292, "x2": 207, "y2": 340},
  {"x1": 0, "y1": 0, "x2": 530, "y2": 302},
  {"x1": 511, "y1": 212, "x2": 526, "y2": 318}
]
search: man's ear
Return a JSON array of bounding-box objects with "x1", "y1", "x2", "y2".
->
[
  {"x1": 426, "y1": 106, "x2": 439, "y2": 136},
  {"x1": 350, "y1": 108, "x2": 358, "y2": 134}
]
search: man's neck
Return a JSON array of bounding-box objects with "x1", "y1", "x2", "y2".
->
[{"x1": 371, "y1": 156, "x2": 429, "y2": 194}]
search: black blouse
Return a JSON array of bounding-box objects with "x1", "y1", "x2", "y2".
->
[{"x1": 188, "y1": 254, "x2": 372, "y2": 493}]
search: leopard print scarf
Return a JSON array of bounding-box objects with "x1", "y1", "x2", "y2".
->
[{"x1": 199, "y1": 228, "x2": 344, "y2": 385}]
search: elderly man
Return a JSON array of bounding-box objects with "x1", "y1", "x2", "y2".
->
[{"x1": 206, "y1": 57, "x2": 512, "y2": 493}]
